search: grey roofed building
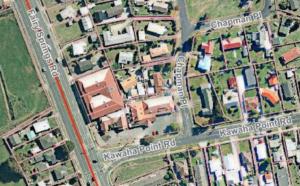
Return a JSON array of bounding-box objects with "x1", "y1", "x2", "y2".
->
[
  {"x1": 8, "y1": 134, "x2": 22, "y2": 147},
  {"x1": 243, "y1": 68, "x2": 256, "y2": 87},
  {"x1": 103, "y1": 26, "x2": 135, "y2": 46},
  {"x1": 44, "y1": 151, "x2": 57, "y2": 165},
  {"x1": 200, "y1": 83, "x2": 213, "y2": 116},
  {"x1": 76, "y1": 60, "x2": 94, "y2": 73},
  {"x1": 106, "y1": 5, "x2": 124, "y2": 18},
  {"x1": 152, "y1": 2, "x2": 169, "y2": 13},
  {"x1": 52, "y1": 168, "x2": 67, "y2": 181},
  {"x1": 289, "y1": 0, "x2": 300, "y2": 10},
  {"x1": 93, "y1": 11, "x2": 107, "y2": 23},
  {"x1": 81, "y1": 16, "x2": 93, "y2": 31},
  {"x1": 276, "y1": 167, "x2": 289, "y2": 186},
  {"x1": 38, "y1": 134, "x2": 56, "y2": 150},
  {"x1": 281, "y1": 82, "x2": 294, "y2": 100},
  {"x1": 33, "y1": 154, "x2": 44, "y2": 163},
  {"x1": 118, "y1": 52, "x2": 134, "y2": 64}
]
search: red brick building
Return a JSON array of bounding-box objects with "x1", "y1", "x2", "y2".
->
[
  {"x1": 281, "y1": 47, "x2": 300, "y2": 64},
  {"x1": 76, "y1": 68, "x2": 124, "y2": 121}
]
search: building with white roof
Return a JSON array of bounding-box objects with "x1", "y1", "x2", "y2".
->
[
  {"x1": 146, "y1": 22, "x2": 167, "y2": 36},
  {"x1": 137, "y1": 82, "x2": 146, "y2": 96},
  {"x1": 79, "y1": 7, "x2": 89, "y2": 16},
  {"x1": 144, "y1": 95, "x2": 173, "y2": 108},
  {"x1": 72, "y1": 41, "x2": 87, "y2": 56},
  {"x1": 114, "y1": 0, "x2": 122, "y2": 6},
  {"x1": 30, "y1": 146, "x2": 41, "y2": 154},
  {"x1": 90, "y1": 95, "x2": 112, "y2": 109},
  {"x1": 33, "y1": 120, "x2": 50, "y2": 133},
  {"x1": 208, "y1": 158, "x2": 223, "y2": 181},
  {"x1": 118, "y1": 52, "x2": 134, "y2": 64},
  {"x1": 256, "y1": 143, "x2": 268, "y2": 161},
  {"x1": 285, "y1": 138, "x2": 297, "y2": 157},
  {"x1": 222, "y1": 90, "x2": 239, "y2": 109},
  {"x1": 138, "y1": 30, "x2": 146, "y2": 41},
  {"x1": 60, "y1": 6, "x2": 77, "y2": 20},
  {"x1": 81, "y1": 16, "x2": 93, "y2": 31},
  {"x1": 103, "y1": 26, "x2": 135, "y2": 46}
]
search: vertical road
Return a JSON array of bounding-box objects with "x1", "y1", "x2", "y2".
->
[{"x1": 13, "y1": 0, "x2": 104, "y2": 185}]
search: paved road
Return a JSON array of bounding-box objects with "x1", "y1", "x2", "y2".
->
[{"x1": 13, "y1": 1, "x2": 108, "y2": 185}]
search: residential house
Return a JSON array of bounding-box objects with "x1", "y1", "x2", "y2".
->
[
  {"x1": 201, "y1": 41, "x2": 214, "y2": 55},
  {"x1": 8, "y1": 134, "x2": 21, "y2": 147},
  {"x1": 52, "y1": 168, "x2": 67, "y2": 181},
  {"x1": 256, "y1": 143, "x2": 267, "y2": 161},
  {"x1": 137, "y1": 82, "x2": 146, "y2": 96},
  {"x1": 281, "y1": 82, "x2": 294, "y2": 100},
  {"x1": 76, "y1": 60, "x2": 94, "y2": 73},
  {"x1": 245, "y1": 97, "x2": 259, "y2": 112},
  {"x1": 138, "y1": 30, "x2": 146, "y2": 41},
  {"x1": 222, "y1": 90, "x2": 239, "y2": 109},
  {"x1": 149, "y1": 43, "x2": 169, "y2": 58},
  {"x1": 152, "y1": 2, "x2": 169, "y2": 13},
  {"x1": 118, "y1": 51, "x2": 134, "y2": 65},
  {"x1": 243, "y1": 68, "x2": 256, "y2": 87},
  {"x1": 146, "y1": 22, "x2": 167, "y2": 36},
  {"x1": 285, "y1": 138, "x2": 297, "y2": 158},
  {"x1": 153, "y1": 72, "x2": 164, "y2": 94},
  {"x1": 221, "y1": 37, "x2": 242, "y2": 51},
  {"x1": 100, "y1": 109, "x2": 128, "y2": 132},
  {"x1": 121, "y1": 75, "x2": 137, "y2": 92},
  {"x1": 197, "y1": 54, "x2": 211, "y2": 72},
  {"x1": 268, "y1": 75, "x2": 278, "y2": 87},
  {"x1": 37, "y1": 133, "x2": 57, "y2": 150},
  {"x1": 260, "y1": 88, "x2": 280, "y2": 105},
  {"x1": 228, "y1": 77, "x2": 237, "y2": 89},
  {"x1": 93, "y1": 11, "x2": 107, "y2": 23},
  {"x1": 200, "y1": 83, "x2": 213, "y2": 116},
  {"x1": 223, "y1": 154, "x2": 240, "y2": 185},
  {"x1": 264, "y1": 172, "x2": 274, "y2": 185},
  {"x1": 281, "y1": 47, "x2": 300, "y2": 64},
  {"x1": 79, "y1": 7, "x2": 89, "y2": 16},
  {"x1": 103, "y1": 26, "x2": 135, "y2": 46},
  {"x1": 106, "y1": 5, "x2": 124, "y2": 18},
  {"x1": 76, "y1": 68, "x2": 124, "y2": 120},
  {"x1": 129, "y1": 95, "x2": 175, "y2": 125},
  {"x1": 135, "y1": 0, "x2": 145, "y2": 6},
  {"x1": 72, "y1": 40, "x2": 87, "y2": 56},
  {"x1": 289, "y1": 0, "x2": 300, "y2": 10},
  {"x1": 33, "y1": 120, "x2": 50, "y2": 134},
  {"x1": 208, "y1": 157, "x2": 223, "y2": 181},
  {"x1": 59, "y1": 6, "x2": 76, "y2": 20},
  {"x1": 81, "y1": 16, "x2": 93, "y2": 32}
]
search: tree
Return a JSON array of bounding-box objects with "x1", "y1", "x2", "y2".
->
[
  {"x1": 170, "y1": 123, "x2": 180, "y2": 132},
  {"x1": 66, "y1": 140, "x2": 75, "y2": 152},
  {"x1": 140, "y1": 135, "x2": 154, "y2": 146}
]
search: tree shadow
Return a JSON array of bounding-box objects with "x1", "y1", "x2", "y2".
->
[{"x1": 0, "y1": 159, "x2": 23, "y2": 183}]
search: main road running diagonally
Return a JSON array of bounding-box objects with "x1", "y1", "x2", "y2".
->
[{"x1": 14, "y1": 0, "x2": 102, "y2": 185}]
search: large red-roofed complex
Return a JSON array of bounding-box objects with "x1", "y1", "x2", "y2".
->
[
  {"x1": 76, "y1": 68, "x2": 124, "y2": 121},
  {"x1": 281, "y1": 47, "x2": 300, "y2": 64}
]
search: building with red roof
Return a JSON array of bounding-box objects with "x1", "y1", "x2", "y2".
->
[
  {"x1": 267, "y1": 75, "x2": 278, "y2": 87},
  {"x1": 221, "y1": 37, "x2": 242, "y2": 51},
  {"x1": 260, "y1": 88, "x2": 280, "y2": 106},
  {"x1": 201, "y1": 41, "x2": 214, "y2": 54},
  {"x1": 245, "y1": 97, "x2": 259, "y2": 112},
  {"x1": 281, "y1": 47, "x2": 300, "y2": 64},
  {"x1": 76, "y1": 68, "x2": 124, "y2": 121},
  {"x1": 153, "y1": 72, "x2": 164, "y2": 94},
  {"x1": 228, "y1": 77, "x2": 237, "y2": 89}
]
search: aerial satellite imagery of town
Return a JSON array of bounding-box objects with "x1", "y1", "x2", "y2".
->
[{"x1": 2, "y1": 0, "x2": 300, "y2": 186}]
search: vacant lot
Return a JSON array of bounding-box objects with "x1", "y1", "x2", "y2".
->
[
  {"x1": 186, "y1": 0, "x2": 263, "y2": 23},
  {"x1": 0, "y1": 14, "x2": 48, "y2": 132},
  {"x1": 54, "y1": 23, "x2": 83, "y2": 44}
]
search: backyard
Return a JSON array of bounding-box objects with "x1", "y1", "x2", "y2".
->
[{"x1": 0, "y1": 14, "x2": 48, "y2": 132}]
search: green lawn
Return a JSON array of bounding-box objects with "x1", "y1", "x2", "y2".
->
[
  {"x1": 0, "y1": 14, "x2": 48, "y2": 132},
  {"x1": 225, "y1": 47, "x2": 250, "y2": 68},
  {"x1": 274, "y1": 44, "x2": 296, "y2": 70},
  {"x1": 278, "y1": 71, "x2": 299, "y2": 110},
  {"x1": 239, "y1": 140, "x2": 250, "y2": 153},
  {"x1": 111, "y1": 158, "x2": 167, "y2": 184},
  {"x1": 0, "y1": 141, "x2": 25, "y2": 186},
  {"x1": 186, "y1": 0, "x2": 263, "y2": 23},
  {"x1": 220, "y1": 143, "x2": 232, "y2": 155},
  {"x1": 289, "y1": 163, "x2": 300, "y2": 186},
  {"x1": 0, "y1": 83, "x2": 8, "y2": 130},
  {"x1": 54, "y1": 23, "x2": 83, "y2": 44}
]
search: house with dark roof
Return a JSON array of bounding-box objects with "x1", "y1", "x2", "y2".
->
[
  {"x1": 37, "y1": 134, "x2": 57, "y2": 150},
  {"x1": 106, "y1": 5, "x2": 124, "y2": 18},
  {"x1": 281, "y1": 82, "x2": 294, "y2": 100},
  {"x1": 243, "y1": 68, "x2": 256, "y2": 87},
  {"x1": 8, "y1": 134, "x2": 21, "y2": 147},
  {"x1": 289, "y1": 0, "x2": 300, "y2": 10},
  {"x1": 200, "y1": 83, "x2": 213, "y2": 116}
]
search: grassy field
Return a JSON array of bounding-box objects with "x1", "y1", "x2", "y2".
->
[
  {"x1": 186, "y1": 0, "x2": 263, "y2": 23},
  {"x1": 0, "y1": 14, "x2": 48, "y2": 132},
  {"x1": 111, "y1": 157, "x2": 167, "y2": 184},
  {"x1": 0, "y1": 141, "x2": 25, "y2": 186},
  {"x1": 54, "y1": 23, "x2": 83, "y2": 44},
  {"x1": 0, "y1": 83, "x2": 8, "y2": 129}
]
